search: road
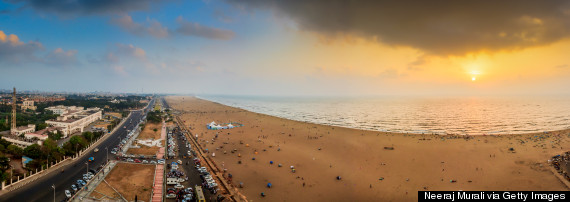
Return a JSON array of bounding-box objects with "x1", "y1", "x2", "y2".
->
[
  {"x1": 0, "y1": 99, "x2": 155, "y2": 202},
  {"x1": 165, "y1": 126, "x2": 214, "y2": 201}
]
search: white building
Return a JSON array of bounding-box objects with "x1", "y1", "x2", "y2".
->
[
  {"x1": 10, "y1": 124, "x2": 36, "y2": 136},
  {"x1": 1, "y1": 136, "x2": 37, "y2": 148},
  {"x1": 45, "y1": 106, "x2": 102, "y2": 137},
  {"x1": 45, "y1": 105, "x2": 85, "y2": 115},
  {"x1": 21, "y1": 100, "x2": 37, "y2": 111}
]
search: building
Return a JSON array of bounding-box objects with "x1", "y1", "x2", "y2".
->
[
  {"x1": 46, "y1": 105, "x2": 85, "y2": 115},
  {"x1": 45, "y1": 106, "x2": 102, "y2": 137},
  {"x1": 21, "y1": 99, "x2": 37, "y2": 111},
  {"x1": 25, "y1": 127, "x2": 60, "y2": 141},
  {"x1": 10, "y1": 124, "x2": 36, "y2": 136},
  {"x1": 1, "y1": 135, "x2": 38, "y2": 148}
]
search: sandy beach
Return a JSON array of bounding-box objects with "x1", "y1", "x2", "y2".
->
[{"x1": 166, "y1": 96, "x2": 569, "y2": 201}]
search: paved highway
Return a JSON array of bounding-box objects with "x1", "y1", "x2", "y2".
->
[{"x1": 0, "y1": 99, "x2": 155, "y2": 202}]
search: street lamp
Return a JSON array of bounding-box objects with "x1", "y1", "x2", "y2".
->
[{"x1": 52, "y1": 184, "x2": 55, "y2": 202}]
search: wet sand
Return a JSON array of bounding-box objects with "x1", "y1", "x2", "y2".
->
[{"x1": 166, "y1": 96, "x2": 569, "y2": 201}]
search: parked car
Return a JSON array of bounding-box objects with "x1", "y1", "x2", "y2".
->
[
  {"x1": 71, "y1": 185, "x2": 77, "y2": 192},
  {"x1": 134, "y1": 159, "x2": 141, "y2": 163},
  {"x1": 65, "y1": 190, "x2": 72, "y2": 198},
  {"x1": 127, "y1": 158, "x2": 134, "y2": 162},
  {"x1": 150, "y1": 160, "x2": 157, "y2": 164},
  {"x1": 174, "y1": 184, "x2": 184, "y2": 189},
  {"x1": 166, "y1": 194, "x2": 176, "y2": 199},
  {"x1": 142, "y1": 160, "x2": 148, "y2": 164}
]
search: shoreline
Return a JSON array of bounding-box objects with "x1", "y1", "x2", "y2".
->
[
  {"x1": 197, "y1": 96, "x2": 570, "y2": 136},
  {"x1": 167, "y1": 96, "x2": 569, "y2": 201}
]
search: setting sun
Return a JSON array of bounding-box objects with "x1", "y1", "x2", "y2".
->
[{"x1": 472, "y1": 77, "x2": 476, "y2": 81}]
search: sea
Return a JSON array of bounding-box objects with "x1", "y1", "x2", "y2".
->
[{"x1": 198, "y1": 95, "x2": 570, "y2": 135}]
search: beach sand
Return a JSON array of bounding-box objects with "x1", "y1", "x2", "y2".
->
[{"x1": 166, "y1": 96, "x2": 569, "y2": 201}]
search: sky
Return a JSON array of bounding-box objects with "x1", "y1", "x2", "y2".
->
[{"x1": 1, "y1": 0, "x2": 570, "y2": 96}]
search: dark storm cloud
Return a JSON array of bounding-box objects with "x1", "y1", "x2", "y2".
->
[
  {"x1": 7, "y1": 0, "x2": 161, "y2": 15},
  {"x1": 227, "y1": 0, "x2": 570, "y2": 55}
]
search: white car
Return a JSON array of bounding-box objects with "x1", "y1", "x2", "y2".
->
[
  {"x1": 174, "y1": 184, "x2": 184, "y2": 189},
  {"x1": 65, "y1": 190, "x2": 72, "y2": 198},
  {"x1": 166, "y1": 194, "x2": 176, "y2": 199}
]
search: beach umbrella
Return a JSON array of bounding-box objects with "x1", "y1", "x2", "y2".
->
[
  {"x1": 270, "y1": 161, "x2": 273, "y2": 164},
  {"x1": 267, "y1": 183, "x2": 272, "y2": 188}
]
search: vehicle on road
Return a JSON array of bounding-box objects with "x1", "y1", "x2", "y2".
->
[
  {"x1": 94, "y1": 148, "x2": 99, "y2": 152},
  {"x1": 88, "y1": 157, "x2": 94, "y2": 162},
  {"x1": 65, "y1": 190, "x2": 72, "y2": 198},
  {"x1": 195, "y1": 186, "x2": 205, "y2": 202}
]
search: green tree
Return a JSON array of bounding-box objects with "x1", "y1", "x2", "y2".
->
[
  {"x1": 82, "y1": 132, "x2": 94, "y2": 143},
  {"x1": 6, "y1": 145, "x2": 23, "y2": 157},
  {"x1": 63, "y1": 135, "x2": 88, "y2": 155},
  {"x1": 48, "y1": 131, "x2": 63, "y2": 140},
  {"x1": 0, "y1": 170, "x2": 8, "y2": 182},
  {"x1": 0, "y1": 137, "x2": 12, "y2": 148},
  {"x1": 0, "y1": 155, "x2": 9, "y2": 170},
  {"x1": 23, "y1": 144, "x2": 42, "y2": 159},
  {"x1": 36, "y1": 123, "x2": 48, "y2": 131}
]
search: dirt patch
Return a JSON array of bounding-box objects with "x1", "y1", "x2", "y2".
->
[
  {"x1": 90, "y1": 163, "x2": 155, "y2": 201},
  {"x1": 106, "y1": 112, "x2": 123, "y2": 119},
  {"x1": 128, "y1": 145, "x2": 160, "y2": 156},
  {"x1": 138, "y1": 122, "x2": 162, "y2": 140}
]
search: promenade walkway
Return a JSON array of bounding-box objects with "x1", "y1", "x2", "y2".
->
[{"x1": 151, "y1": 121, "x2": 166, "y2": 202}]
